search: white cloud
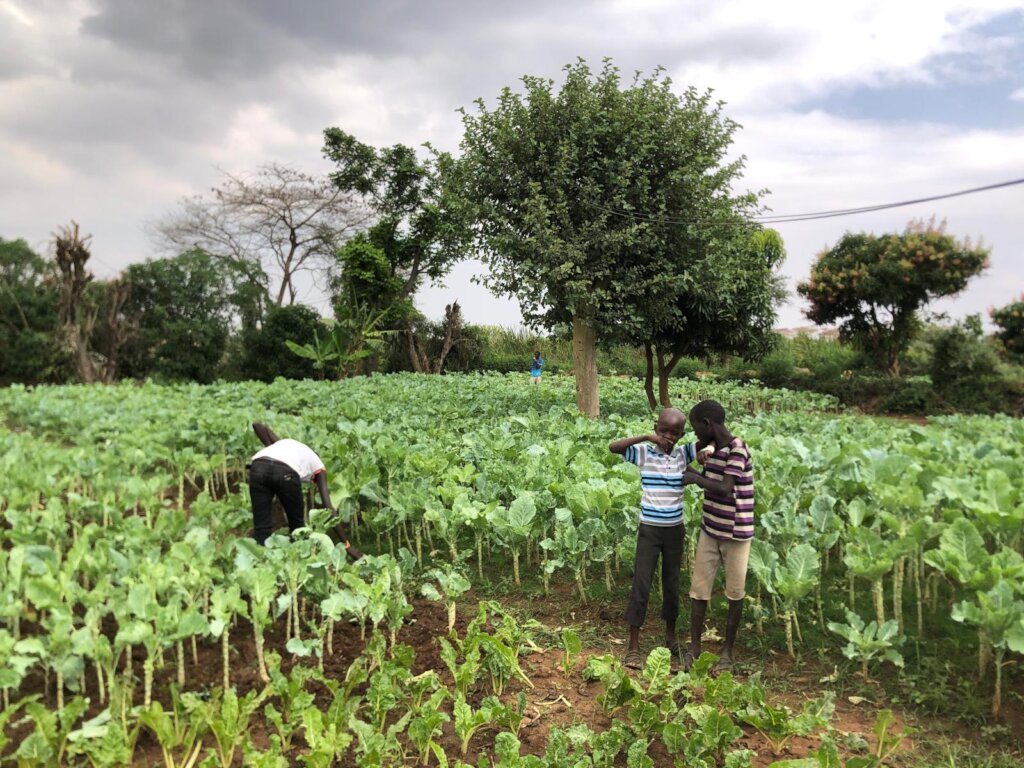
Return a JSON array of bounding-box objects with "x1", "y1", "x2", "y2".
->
[
  {"x1": 1011, "y1": 86, "x2": 1024, "y2": 100},
  {"x1": 1, "y1": 0, "x2": 1023, "y2": 329}
]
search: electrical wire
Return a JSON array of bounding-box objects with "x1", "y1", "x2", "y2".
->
[{"x1": 583, "y1": 175, "x2": 1024, "y2": 227}]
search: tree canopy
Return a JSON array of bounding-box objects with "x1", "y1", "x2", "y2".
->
[
  {"x1": 119, "y1": 250, "x2": 262, "y2": 382},
  {"x1": 798, "y1": 220, "x2": 989, "y2": 377},
  {"x1": 0, "y1": 237, "x2": 62, "y2": 382},
  {"x1": 453, "y1": 59, "x2": 762, "y2": 414}
]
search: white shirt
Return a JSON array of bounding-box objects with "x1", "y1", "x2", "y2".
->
[{"x1": 251, "y1": 439, "x2": 325, "y2": 483}]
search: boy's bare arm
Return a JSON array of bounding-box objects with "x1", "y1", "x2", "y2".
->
[
  {"x1": 609, "y1": 434, "x2": 659, "y2": 454},
  {"x1": 684, "y1": 467, "x2": 736, "y2": 496}
]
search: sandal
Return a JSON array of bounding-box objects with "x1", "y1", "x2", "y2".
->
[{"x1": 624, "y1": 649, "x2": 643, "y2": 670}]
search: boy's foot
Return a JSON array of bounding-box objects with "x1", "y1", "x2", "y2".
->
[
  {"x1": 681, "y1": 650, "x2": 696, "y2": 672},
  {"x1": 624, "y1": 649, "x2": 643, "y2": 670},
  {"x1": 712, "y1": 656, "x2": 734, "y2": 676}
]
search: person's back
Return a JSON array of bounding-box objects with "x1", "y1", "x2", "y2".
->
[{"x1": 251, "y1": 438, "x2": 325, "y2": 483}]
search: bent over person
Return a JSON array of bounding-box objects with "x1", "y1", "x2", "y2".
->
[{"x1": 247, "y1": 422, "x2": 361, "y2": 559}]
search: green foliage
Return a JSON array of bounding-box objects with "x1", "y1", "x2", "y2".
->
[
  {"x1": 121, "y1": 249, "x2": 263, "y2": 383},
  {"x1": 330, "y1": 234, "x2": 411, "y2": 324},
  {"x1": 827, "y1": 609, "x2": 905, "y2": 678},
  {"x1": 0, "y1": 237, "x2": 63, "y2": 382},
  {"x1": 322, "y1": 129, "x2": 464, "y2": 318},
  {"x1": 930, "y1": 315, "x2": 1006, "y2": 413},
  {"x1": 798, "y1": 221, "x2": 989, "y2": 376},
  {"x1": 991, "y1": 295, "x2": 1024, "y2": 361},
  {"x1": 239, "y1": 303, "x2": 322, "y2": 381},
  {"x1": 456, "y1": 58, "x2": 759, "y2": 338}
]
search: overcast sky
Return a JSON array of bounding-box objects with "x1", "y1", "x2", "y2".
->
[{"x1": 3, "y1": 0, "x2": 1023, "y2": 330}]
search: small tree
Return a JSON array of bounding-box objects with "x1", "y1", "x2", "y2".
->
[
  {"x1": 798, "y1": 219, "x2": 988, "y2": 377},
  {"x1": 322, "y1": 129, "x2": 466, "y2": 368},
  {"x1": 991, "y1": 295, "x2": 1024, "y2": 362},
  {"x1": 641, "y1": 228, "x2": 786, "y2": 409}
]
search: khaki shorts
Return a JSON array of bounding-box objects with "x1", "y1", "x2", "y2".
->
[{"x1": 689, "y1": 530, "x2": 751, "y2": 601}]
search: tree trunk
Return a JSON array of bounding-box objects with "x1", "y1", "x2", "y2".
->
[
  {"x1": 572, "y1": 316, "x2": 599, "y2": 417},
  {"x1": 406, "y1": 329, "x2": 430, "y2": 373},
  {"x1": 643, "y1": 342, "x2": 657, "y2": 411},
  {"x1": 432, "y1": 301, "x2": 462, "y2": 373},
  {"x1": 656, "y1": 348, "x2": 683, "y2": 408}
]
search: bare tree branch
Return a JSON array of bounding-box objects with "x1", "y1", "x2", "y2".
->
[{"x1": 150, "y1": 163, "x2": 373, "y2": 306}]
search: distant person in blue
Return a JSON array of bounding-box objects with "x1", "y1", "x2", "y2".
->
[{"x1": 530, "y1": 351, "x2": 544, "y2": 384}]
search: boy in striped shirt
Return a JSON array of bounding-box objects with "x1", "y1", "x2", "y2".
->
[
  {"x1": 682, "y1": 399, "x2": 754, "y2": 674},
  {"x1": 610, "y1": 407, "x2": 712, "y2": 669}
]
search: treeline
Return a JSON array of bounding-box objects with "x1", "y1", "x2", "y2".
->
[{"x1": 3, "y1": 59, "x2": 1023, "y2": 417}]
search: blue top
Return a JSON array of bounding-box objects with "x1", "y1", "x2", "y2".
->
[
  {"x1": 530, "y1": 357, "x2": 544, "y2": 376},
  {"x1": 622, "y1": 442, "x2": 698, "y2": 527}
]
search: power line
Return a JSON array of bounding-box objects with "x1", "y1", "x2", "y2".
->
[{"x1": 584, "y1": 175, "x2": 1024, "y2": 227}]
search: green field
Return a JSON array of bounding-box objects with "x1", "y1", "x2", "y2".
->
[{"x1": 0, "y1": 374, "x2": 1021, "y2": 767}]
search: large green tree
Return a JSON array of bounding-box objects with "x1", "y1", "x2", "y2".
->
[
  {"x1": 119, "y1": 250, "x2": 263, "y2": 382},
  {"x1": 322, "y1": 129, "x2": 466, "y2": 371},
  {"x1": 0, "y1": 237, "x2": 63, "y2": 382},
  {"x1": 454, "y1": 59, "x2": 761, "y2": 415},
  {"x1": 798, "y1": 221, "x2": 989, "y2": 377}
]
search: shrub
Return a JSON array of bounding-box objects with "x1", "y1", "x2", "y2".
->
[
  {"x1": 670, "y1": 356, "x2": 705, "y2": 379},
  {"x1": 990, "y1": 296, "x2": 1024, "y2": 362},
  {"x1": 930, "y1": 315, "x2": 1006, "y2": 413},
  {"x1": 758, "y1": 349, "x2": 795, "y2": 388},
  {"x1": 875, "y1": 377, "x2": 938, "y2": 415}
]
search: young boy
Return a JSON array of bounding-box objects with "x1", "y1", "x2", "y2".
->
[
  {"x1": 682, "y1": 399, "x2": 754, "y2": 674},
  {"x1": 610, "y1": 407, "x2": 710, "y2": 669}
]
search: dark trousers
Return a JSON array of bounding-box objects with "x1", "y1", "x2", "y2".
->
[
  {"x1": 248, "y1": 458, "x2": 304, "y2": 545},
  {"x1": 624, "y1": 523, "x2": 684, "y2": 627}
]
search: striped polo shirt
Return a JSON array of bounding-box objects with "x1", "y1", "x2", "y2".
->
[
  {"x1": 699, "y1": 437, "x2": 754, "y2": 540},
  {"x1": 622, "y1": 442, "x2": 698, "y2": 527}
]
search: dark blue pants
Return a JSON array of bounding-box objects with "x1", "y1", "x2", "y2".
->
[
  {"x1": 248, "y1": 458, "x2": 304, "y2": 545},
  {"x1": 624, "y1": 523, "x2": 684, "y2": 627}
]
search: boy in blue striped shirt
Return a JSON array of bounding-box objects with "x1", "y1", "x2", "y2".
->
[{"x1": 610, "y1": 407, "x2": 710, "y2": 669}]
